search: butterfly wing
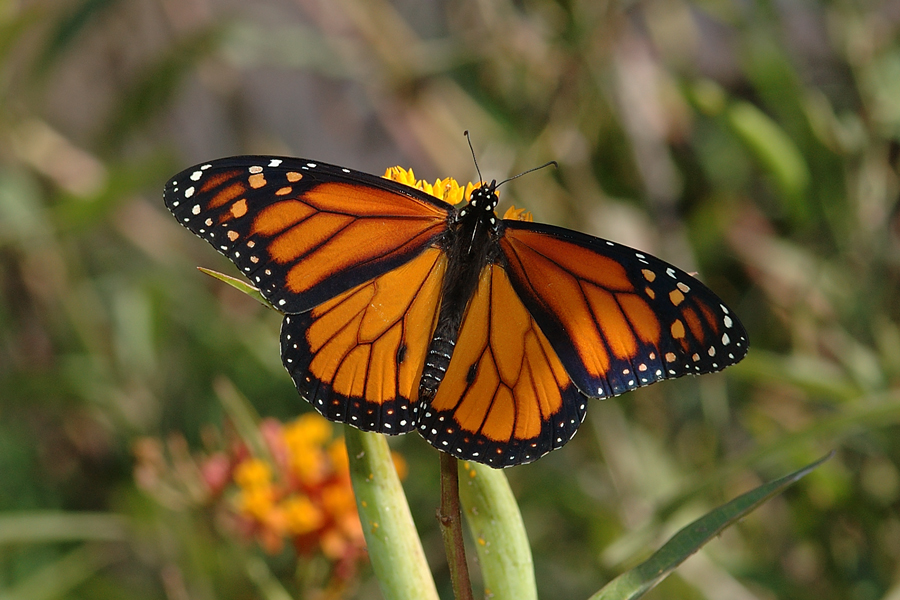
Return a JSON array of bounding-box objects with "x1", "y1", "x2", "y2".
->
[
  {"x1": 282, "y1": 247, "x2": 447, "y2": 433},
  {"x1": 164, "y1": 156, "x2": 456, "y2": 432},
  {"x1": 164, "y1": 156, "x2": 452, "y2": 313},
  {"x1": 498, "y1": 220, "x2": 748, "y2": 399},
  {"x1": 417, "y1": 263, "x2": 588, "y2": 467}
]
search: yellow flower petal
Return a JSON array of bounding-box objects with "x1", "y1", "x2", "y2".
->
[
  {"x1": 234, "y1": 458, "x2": 272, "y2": 489},
  {"x1": 502, "y1": 205, "x2": 533, "y2": 222},
  {"x1": 282, "y1": 495, "x2": 325, "y2": 535}
]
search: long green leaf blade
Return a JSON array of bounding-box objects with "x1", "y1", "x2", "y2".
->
[{"x1": 590, "y1": 452, "x2": 833, "y2": 600}]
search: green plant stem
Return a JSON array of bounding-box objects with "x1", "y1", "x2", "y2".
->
[
  {"x1": 344, "y1": 428, "x2": 439, "y2": 600},
  {"x1": 457, "y1": 461, "x2": 537, "y2": 600},
  {"x1": 438, "y1": 452, "x2": 473, "y2": 600}
]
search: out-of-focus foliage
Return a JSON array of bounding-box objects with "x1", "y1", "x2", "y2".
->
[{"x1": 1, "y1": 0, "x2": 899, "y2": 598}]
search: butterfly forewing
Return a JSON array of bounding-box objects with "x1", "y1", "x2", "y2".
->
[
  {"x1": 164, "y1": 157, "x2": 452, "y2": 313},
  {"x1": 499, "y1": 220, "x2": 748, "y2": 399}
]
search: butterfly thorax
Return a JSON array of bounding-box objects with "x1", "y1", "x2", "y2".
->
[{"x1": 418, "y1": 182, "x2": 502, "y2": 401}]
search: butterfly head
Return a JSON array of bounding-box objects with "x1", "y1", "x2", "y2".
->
[{"x1": 459, "y1": 180, "x2": 500, "y2": 224}]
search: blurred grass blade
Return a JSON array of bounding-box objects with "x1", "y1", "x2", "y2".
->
[
  {"x1": 198, "y1": 267, "x2": 274, "y2": 309},
  {"x1": 0, "y1": 511, "x2": 128, "y2": 544},
  {"x1": 590, "y1": 452, "x2": 833, "y2": 600},
  {"x1": 726, "y1": 101, "x2": 810, "y2": 215},
  {"x1": 213, "y1": 377, "x2": 271, "y2": 461},
  {"x1": 34, "y1": 0, "x2": 119, "y2": 75},
  {"x1": 101, "y1": 24, "x2": 226, "y2": 150},
  {"x1": 458, "y1": 461, "x2": 537, "y2": 600},
  {"x1": 0, "y1": 7, "x2": 41, "y2": 66},
  {"x1": 3, "y1": 544, "x2": 120, "y2": 600},
  {"x1": 244, "y1": 554, "x2": 294, "y2": 600},
  {"x1": 344, "y1": 428, "x2": 439, "y2": 600}
]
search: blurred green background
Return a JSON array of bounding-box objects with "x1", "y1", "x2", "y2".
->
[{"x1": 2, "y1": 0, "x2": 900, "y2": 598}]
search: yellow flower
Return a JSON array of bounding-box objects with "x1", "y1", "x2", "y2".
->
[
  {"x1": 234, "y1": 457, "x2": 272, "y2": 489},
  {"x1": 383, "y1": 166, "x2": 485, "y2": 206},
  {"x1": 503, "y1": 205, "x2": 533, "y2": 222},
  {"x1": 283, "y1": 413, "x2": 333, "y2": 484},
  {"x1": 282, "y1": 495, "x2": 325, "y2": 535},
  {"x1": 283, "y1": 413, "x2": 333, "y2": 448},
  {"x1": 238, "y1": 485, "x2": 276, "y2": 521},
  {"x1": 321, "y1": 483, "x2": 357, "y2": 518},
  {"x1": 383, "y1": 166, "x2": 534, "y2": 221}
]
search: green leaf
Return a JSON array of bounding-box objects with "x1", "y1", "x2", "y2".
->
[
  {"x1": 458, "y1": 461, "x2": 537, "y2": 600},
  {"x1": 344, "y1": 429, "x2": 439, "y2": 600},
  {"x1": 590, "y1": 452, "x2": 833, "y2": 600},
  {"x1": 198, "y1": 267, "x2": 275, "y2": 309}
]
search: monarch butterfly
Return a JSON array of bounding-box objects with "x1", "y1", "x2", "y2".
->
[{"x1": 164, "y1": 155, "x2": 747, "y2": 467}]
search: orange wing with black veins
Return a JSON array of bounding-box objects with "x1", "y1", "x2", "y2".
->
[
  {"x1": 164, "y1": 156, "x2": 452, "y2": 314},
  {"x1": 417, "y1": 263, "x2": 588, "y2": 466},
  {"x1": 498, "y1": 221, "x2": 748, "y2": 400},
  {"x1": 281, "y1": 248, "x2": 447, "y2": 433}
]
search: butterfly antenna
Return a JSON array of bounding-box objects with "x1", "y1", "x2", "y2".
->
[
  {"x1": 464, "y1": 130, "x2": 484, "y2": 185},
  {"x1": 497, "y1": 160, "x2": 559, "y2": 188}
]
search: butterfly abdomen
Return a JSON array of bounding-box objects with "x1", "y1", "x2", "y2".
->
[
  {"x1": 418, "y1": 198, "x2": 498, "y2": 401},
  {"x1": 420, "y1": 332, "x2": 455, "y2": 398}
]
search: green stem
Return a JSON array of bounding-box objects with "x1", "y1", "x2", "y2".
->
[
  {"x1": 344, "y1": 428, "x2": 439, "y2": 600},
  {"x1": 458, "y1": 461, "x2": 537, "y2": 600},
  {"x1": 438, "y1": 452, "x2": 473, "y2": 600}
]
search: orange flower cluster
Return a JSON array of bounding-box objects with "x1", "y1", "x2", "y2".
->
[
  {"x1": 227, "y1": 415, "x2": 365, "y2": 563},
  {"x1": 135, "y1": 413, "x2": 398, "y2": 583}
]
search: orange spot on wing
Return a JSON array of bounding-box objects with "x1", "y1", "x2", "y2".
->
[
  {"x1": 276, "y1": 186, "x2": 293, "y2": 196},
  {"x1": 490, "y1": 269, "x2": 529, "y2": 383},
  {"x1": 669, "y1": 289, "x2": 685, "y2": 306},
  {"x1": 286, "y1": 172, "x2": 303, "y2": 182},
  {"x1": 453, "y1": 356, "x2": 497, "y2": 432},
  {"x1": 249, "y1": 173, "x2": 267, "y2": 189},
  {"x1": 671, "y1": 319, "x2": 686, "y2": 339},
  {"x1": 697, "y1": 300, "x2": 719, "y2": 332},
  {"x1": 231, "y1": 198, "x2": 248, "y2": 218},
  {"x1": 309, "y1": 306, "x2": 367, "y2": 383}
]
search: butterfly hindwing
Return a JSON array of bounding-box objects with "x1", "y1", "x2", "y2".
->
[
  {"x1": 418, "y1": 263, "x2": 588, "y2": 467},
  {"x1": 498, "y1": 220, "x2": 748, "y2": 399},
  {"x1": 281, "y1": 247, "x2": 448, "y2": 434},
  {"x1": 164, "y1": 156, "x2": 452, "y2": 313}
]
